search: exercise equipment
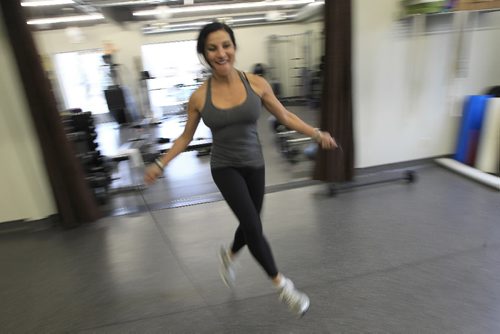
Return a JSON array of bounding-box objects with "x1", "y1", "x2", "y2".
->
[
  {"x1": 436, "y1": 94, "x2": 499, "y2": 188},
  {"x1": 127, "y1": 70, "x2": 162, "y2": 129},
  {"x1": 325, "y1": 138, "x2": 417, "y2": 196},
  {"x1": 275, "y1": 127, "x2": 418, "y2": 195},
  {"x1": 158, "y1": 138, "x2": 212, "y2": 157},
  {"x1": 436, "y1": 158, "x2": 500, "y2": 191},
  {"x1": 270, "y1": 115, "x2": 418, "y2": 195},
  {"x1": 267, "y1": 31, "x2": 321, "y2": 104},
  {"x1": 104, "y1": 86, "x2": 128, "y2": 124},
  {"x1": 62, "y1": 110, "x2": 113, "y2": 204},
  {"x1": 328, "y1": 170, "x2": 417, "y2": 196},
  {"x1": 454, "y1": 95, "x2": 490, "y2": 165},
  {"x1": 309, "y1": 59, "x2": 323, "y2": 108},
  {"x1": 102, "y1": 53, "x2": 141, "y2": 125},
  {"x1": 277, "y1": 132, "x2": 317, "y2": 163},
  {"x1": 269, "y1": 116, "x2": 317, "y2": 163},
  {"x1": 485, "y1": 86, "x2": 500, "y2": 97},
  {"x1": 252, "y1": 63, "x2": 266, "y2": 77}
]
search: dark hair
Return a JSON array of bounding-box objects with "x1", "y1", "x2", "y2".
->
[{"x1": 196, "y1": 21, "x2": 236, "y2": 66}]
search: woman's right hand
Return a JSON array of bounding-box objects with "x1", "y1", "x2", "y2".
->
[
  {"x1": 317, "y1": 131, "x2": 338, "y2": 150},
  {"x1": 144, "y1": 163, "x2": 164, "y2": 185}
]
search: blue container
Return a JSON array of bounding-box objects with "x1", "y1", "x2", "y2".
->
[{"x1": 455, "y1": 95, "x2": 490, "y2": 165}]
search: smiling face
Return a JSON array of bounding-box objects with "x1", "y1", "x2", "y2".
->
[{"x1": 204, "y1": 29, "x2": 236, "y2": 75}]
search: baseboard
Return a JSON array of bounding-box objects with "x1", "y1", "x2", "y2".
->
[
  {"x1": 0, "y1": 214, "x2": 59, "y2": 234},
  {"x1": 354, "y1": 155, "x2": 453, "y2": 176}
]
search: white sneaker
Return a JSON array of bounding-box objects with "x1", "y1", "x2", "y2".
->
[
  {"x1": 278, "y1": 277, "x2": 310, "y2": 317},
  {"x1": 218, "y1": 246, "x2": 236, "y2": 288}
]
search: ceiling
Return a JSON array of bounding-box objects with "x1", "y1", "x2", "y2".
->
[{"x1": 22, "y1": 0, "x2": 324, "y2": 33}]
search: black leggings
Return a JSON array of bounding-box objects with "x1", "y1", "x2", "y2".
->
[{"x1": 211, "y1": 166, "x2": 278, "y2": 278}]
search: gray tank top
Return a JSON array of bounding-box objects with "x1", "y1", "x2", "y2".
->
[{"x1": 200, "y1": 72, "x2": 264, "y2": 168}]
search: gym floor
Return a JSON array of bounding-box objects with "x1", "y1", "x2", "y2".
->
[{"x1": 1, "y1": 107, "x2": 500, "y2": 333}]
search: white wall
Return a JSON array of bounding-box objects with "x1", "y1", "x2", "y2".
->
[
  {"x1": 353, "y1": 0, "x2": 500, "y2": 167},
  {"x1": 0, "y1": 11, "x2": 56, "y2": 223}
]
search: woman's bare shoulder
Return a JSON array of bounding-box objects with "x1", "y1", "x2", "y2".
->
[
  {"x1": 244, "y1": 72, "x2": 269, "y2": 97},
  {"x1": 190, "y1": 81, "x2": 208, "y2": 111}
]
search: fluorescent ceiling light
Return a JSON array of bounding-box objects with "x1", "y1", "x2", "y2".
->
[
  {"x1": 21, "y1": 0, "x2": 74, "y2": 7},
  {"x1": 145, "y1": 15, "x2": 295, "y2": 32},
  {"x1": 133, "y1": 0, "x2": 315, "y2": 17},
  {"x1": 230, "y1": 17, "x2": 265, "y2": 24},
  {"x1": 98, "y1": 0, "x2": 169, "y2": 7},
  {"x1": 168, "y1": 20, "x2": 211, "y2": 29},
  {"x1": 143, "y1": 20, "x2": 210, "y2": 33},
  {"x1": 231, "y1": 14, "x2": 294, "y2": 24},
  {"x1": 27, "y1": 14, "x2": 105, "y2": 25},
  {"x1": 143, "y1": 12, "x2": 297, "y2": 34}
]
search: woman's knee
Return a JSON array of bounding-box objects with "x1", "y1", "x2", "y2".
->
[{"x1": 240, "y1": 220, "x2": 264, "y2": 243}]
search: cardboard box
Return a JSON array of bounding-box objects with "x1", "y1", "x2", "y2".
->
[{"x1": 454, "y1": 0, "x2": 500, "y2": 10}]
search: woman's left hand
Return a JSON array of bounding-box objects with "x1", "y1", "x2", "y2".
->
[{"x1": 317, "y1": 131, "x2": 338, "y2": 150}]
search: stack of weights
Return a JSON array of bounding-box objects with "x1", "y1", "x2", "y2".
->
[{"x1": 61, "y1": 109, "x2": 112, "y2": 204}]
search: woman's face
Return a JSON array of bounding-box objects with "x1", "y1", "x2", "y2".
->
[{"x1": 204, "y1": 29, "x2": 236, "y2": 75}]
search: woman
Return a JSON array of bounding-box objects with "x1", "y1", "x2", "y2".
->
[{"x1": 144, "y1": 21, "x2": 337, "y2": 317}]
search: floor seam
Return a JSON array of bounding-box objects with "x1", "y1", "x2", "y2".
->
[{"x1": 137, "y1": 188, "x2": 215, "y2": 311}]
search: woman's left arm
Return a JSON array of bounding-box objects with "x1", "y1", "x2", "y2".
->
[{"x1": 252, "y1": 74, "x2": 337, "y2": 150}]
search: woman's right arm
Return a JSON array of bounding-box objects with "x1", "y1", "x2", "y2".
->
[{"x1": 144, "y1": 90, "x2": 202, "y2": 185}]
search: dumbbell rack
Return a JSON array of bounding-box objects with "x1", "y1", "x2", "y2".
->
[{"x1": 62, "y1": 109, "x2": 113, "y2": 204}]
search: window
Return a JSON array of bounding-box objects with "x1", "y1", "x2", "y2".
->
[
  {"x1": 54, "y1": 50, "x2": 108, "y2": 114},
  {"x1": 141, "y1": 40, "x2": 206, "y2": 117}
]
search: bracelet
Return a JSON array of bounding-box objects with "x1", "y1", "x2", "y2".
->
[
  {"x1": 154, "y1": 158, "x2": 165, "y2": 171},
  {"x1": 313, "y1": 128, "x2": 322, "y2": 143}
]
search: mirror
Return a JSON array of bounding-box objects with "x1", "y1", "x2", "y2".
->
[{"x1": 25, "y1": 1, "x2": 325, "y2": 215}]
